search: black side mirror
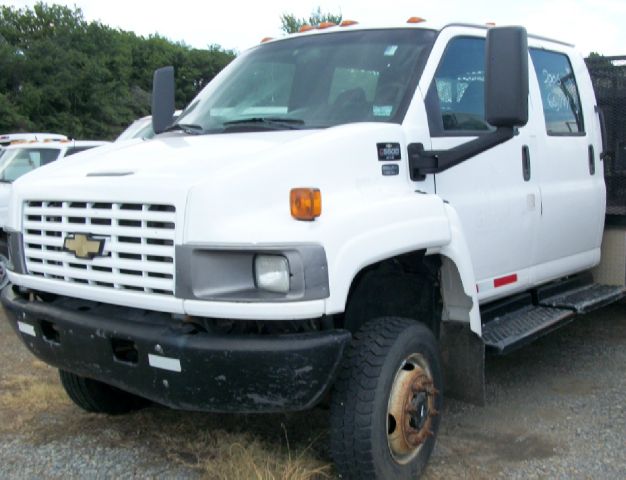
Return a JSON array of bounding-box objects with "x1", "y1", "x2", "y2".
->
[
  {"x1": 152, "y1": 66, "x2": 175, "y2": 134},
  {"x1": 485, "y1": 26, "x2": 529, "y2": 128}
]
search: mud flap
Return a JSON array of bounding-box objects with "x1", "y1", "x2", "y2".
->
[{"x1": 440, "y1": 321, "x2": 485, "y2": 406}]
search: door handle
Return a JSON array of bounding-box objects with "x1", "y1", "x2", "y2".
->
[
  {"x1": 588, "y1": 145, "x2": 596, "y2": 175},
  {"x1": 522, "y1": 145, "x2": 531, "y2": 181}
]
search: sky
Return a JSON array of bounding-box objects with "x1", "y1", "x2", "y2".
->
[{"x1": 7, "y1": 0, "x2": 626, "y2": 56}]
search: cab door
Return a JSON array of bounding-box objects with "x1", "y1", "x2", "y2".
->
[
  {"x1": 419, "y1": 33, "x2": 542, "y2": 300},
  {"x1": 527, "y1": 48, "x2": 605, "y2": 281}
]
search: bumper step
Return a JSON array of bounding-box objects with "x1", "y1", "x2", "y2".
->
[
  {"x1": 482, "y1": 305, "x2": 574, "y2": 354},
  {"x1": 482, "y1": 274, "x2": 625, "y2": 355},
  {"x1": 538, "y1": 283, "x2": 624, "y2": 314}
]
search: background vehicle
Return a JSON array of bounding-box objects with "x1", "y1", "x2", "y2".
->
[
  {"x1": 0, "y1": 140, "x2": 109, "y2": 287},
  {"x1": 115, "y1": 111, "x2": 181, "y2": 142},
  {"x1": 0, "y1": 133, "x2": 68, "y2": 147},
  {"x1": 1, "y1": 21, "x2": 624, "y2": 479}
]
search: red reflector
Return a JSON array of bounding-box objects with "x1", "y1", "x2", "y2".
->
[{"x1": 494, "y1": 274, "x2": 518, "y2": 288}]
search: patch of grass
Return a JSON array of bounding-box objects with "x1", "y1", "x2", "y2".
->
[
  {"x1": 132, "y1": 410, "x2": 333, "y2": 479},
  {"x1": 164, "y1": 427, "x2": 331, "y2": 480},
  {"x1": 0, "y1": 373, "x2": 69, "y2": 431}
]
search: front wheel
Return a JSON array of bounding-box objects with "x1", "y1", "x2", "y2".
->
[
  {"x1": 330, "y1": 317, "x2": 443, "y2": 479},
  {"x1": 59, "y1": 370, "x2": 148, "y2": 414}
]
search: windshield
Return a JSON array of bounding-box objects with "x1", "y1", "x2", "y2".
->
[
  {"x1": 0, "y1": 147, "x2": 61, "y2": 183},
  {"x1": 176, "y1": 29, "x2": 436, "y2": 133}
]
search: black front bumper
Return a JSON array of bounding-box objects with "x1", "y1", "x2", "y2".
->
[{"x1": 1, "y1": 287, "x2": 351, "y2": 413}]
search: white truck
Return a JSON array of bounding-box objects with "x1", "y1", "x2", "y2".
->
[{"x1": 1, "y1": 20, "x2": 623, "y2": 479}]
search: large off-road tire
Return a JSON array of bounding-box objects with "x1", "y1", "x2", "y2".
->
[
  {"x1": 59, "y1": 370, "x2": 148, "y2": 414},
  {"x1": 330, "y1": 317, "x2": 443, "y2": 479}
]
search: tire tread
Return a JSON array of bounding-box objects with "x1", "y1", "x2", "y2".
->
[
  {"x1": 330, "y1": 317, "x2": 439, "y2": 479},
  {"x1": 59, "y1": 370, "x2": 146, "y2": 414}
]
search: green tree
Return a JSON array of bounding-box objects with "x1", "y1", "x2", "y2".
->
[
  {"x1": 280, "y1": 7, "x2": 342, "y2": 34},
  {"x1": 0, "y1": 2, "x2": 235, "y2": 139}
]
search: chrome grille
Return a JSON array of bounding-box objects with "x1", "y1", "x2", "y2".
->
[{"x1": 22, "y1": 200, "x2": 176, "y2": 295}]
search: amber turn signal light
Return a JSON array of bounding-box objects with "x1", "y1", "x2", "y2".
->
[{"x1": 290, "y1": 188, "x2": 321, "y2": 221}]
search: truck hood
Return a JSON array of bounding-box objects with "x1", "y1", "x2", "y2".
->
[
  {"x1": 8, "y1": 124, "x2": 431, "y2": 244},
  {"x1": 17, "y1": 130, "x2": 318, "y2": 186}
]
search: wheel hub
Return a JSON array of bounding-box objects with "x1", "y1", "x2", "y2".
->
[
  {"x1": 387, "y1": 354, "x2": 439, "y2": 464},
  {"x1": 409, "y1": 390, "x2": 428, "y2": 431}
]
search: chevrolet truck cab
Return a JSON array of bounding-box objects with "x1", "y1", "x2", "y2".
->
[{"x1": 2, "y1": 21, "x2": 621, "y2": 479}]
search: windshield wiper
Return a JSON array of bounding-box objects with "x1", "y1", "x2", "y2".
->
[
  {"x1": 222, "y1": 117, "x2": 305, "y2": 130},
  {"x1": 162, "y1": 123, "x2": 205, "y2": 135}
]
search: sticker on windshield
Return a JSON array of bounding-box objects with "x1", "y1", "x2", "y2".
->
[
  {"x1": 373, "y1": 105, "x2": 393, "y2": 117},
  {"x1": 384, "y1": 45, "x2": 398, "y2": 56}
]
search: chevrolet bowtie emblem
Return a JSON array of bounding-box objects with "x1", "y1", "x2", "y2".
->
[{"x1": 63, "y1": 233, "x2": 105, "y2": 259}]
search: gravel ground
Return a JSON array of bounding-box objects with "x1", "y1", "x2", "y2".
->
[{"x1": 0, "y1": 303, "x2": 625, "y2": 479}]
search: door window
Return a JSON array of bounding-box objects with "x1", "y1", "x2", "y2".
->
[
  {"x1": 530, "y1": 49, "x2": 584, "y2": 135},
  {"x1": 426, "y1": 37, "x2": 492, "y2": 135},
  {"x1": 0, "y1": 147, "x2": 60, "y2": 182}
]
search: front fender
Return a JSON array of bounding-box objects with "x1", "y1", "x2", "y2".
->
[
  {"x1": 326, "y1": 199, "x2": 481, "y2": 336},
  {"x1": 435, "y1": 204, "x2": 481, "y2": 335},
  {"x1": 324, "y1": 193, "x2": 450, "y2": 314}
]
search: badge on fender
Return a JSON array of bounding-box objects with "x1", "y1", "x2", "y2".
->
[{"x1": 377, "y1": 142, "x2": 402, "y2": 161}]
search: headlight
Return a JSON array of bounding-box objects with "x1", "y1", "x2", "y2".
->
[
  {"x1": 175, "y1": 245, "x2": 328, "y2": 301},
  {"x1": 254, "y1": 255, "x2": 290, "y2": 293}
]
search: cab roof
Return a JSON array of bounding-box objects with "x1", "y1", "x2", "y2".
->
[{"x1": 259, "y1": 19, "x2": 573, "y2": 50}]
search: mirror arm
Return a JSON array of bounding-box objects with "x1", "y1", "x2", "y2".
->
[{"x1": 408, "y1": 127, "x2": 515, "y2": 180}]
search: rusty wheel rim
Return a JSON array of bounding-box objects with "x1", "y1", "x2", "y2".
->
[{"x1": 386, "y1": 353, "x2": 439, "y2": 464}]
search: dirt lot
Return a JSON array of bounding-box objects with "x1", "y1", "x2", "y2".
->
[{"x1": 0, "y1": 304, "x2": 625, "y2": 479}]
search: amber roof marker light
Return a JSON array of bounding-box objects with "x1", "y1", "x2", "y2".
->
[
  {"x1": 406, "y1": 17, "x2": 426, "y2": 24},
  {"x1": 290, "y1": 188, "x2": 322, "y2": 221}
]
